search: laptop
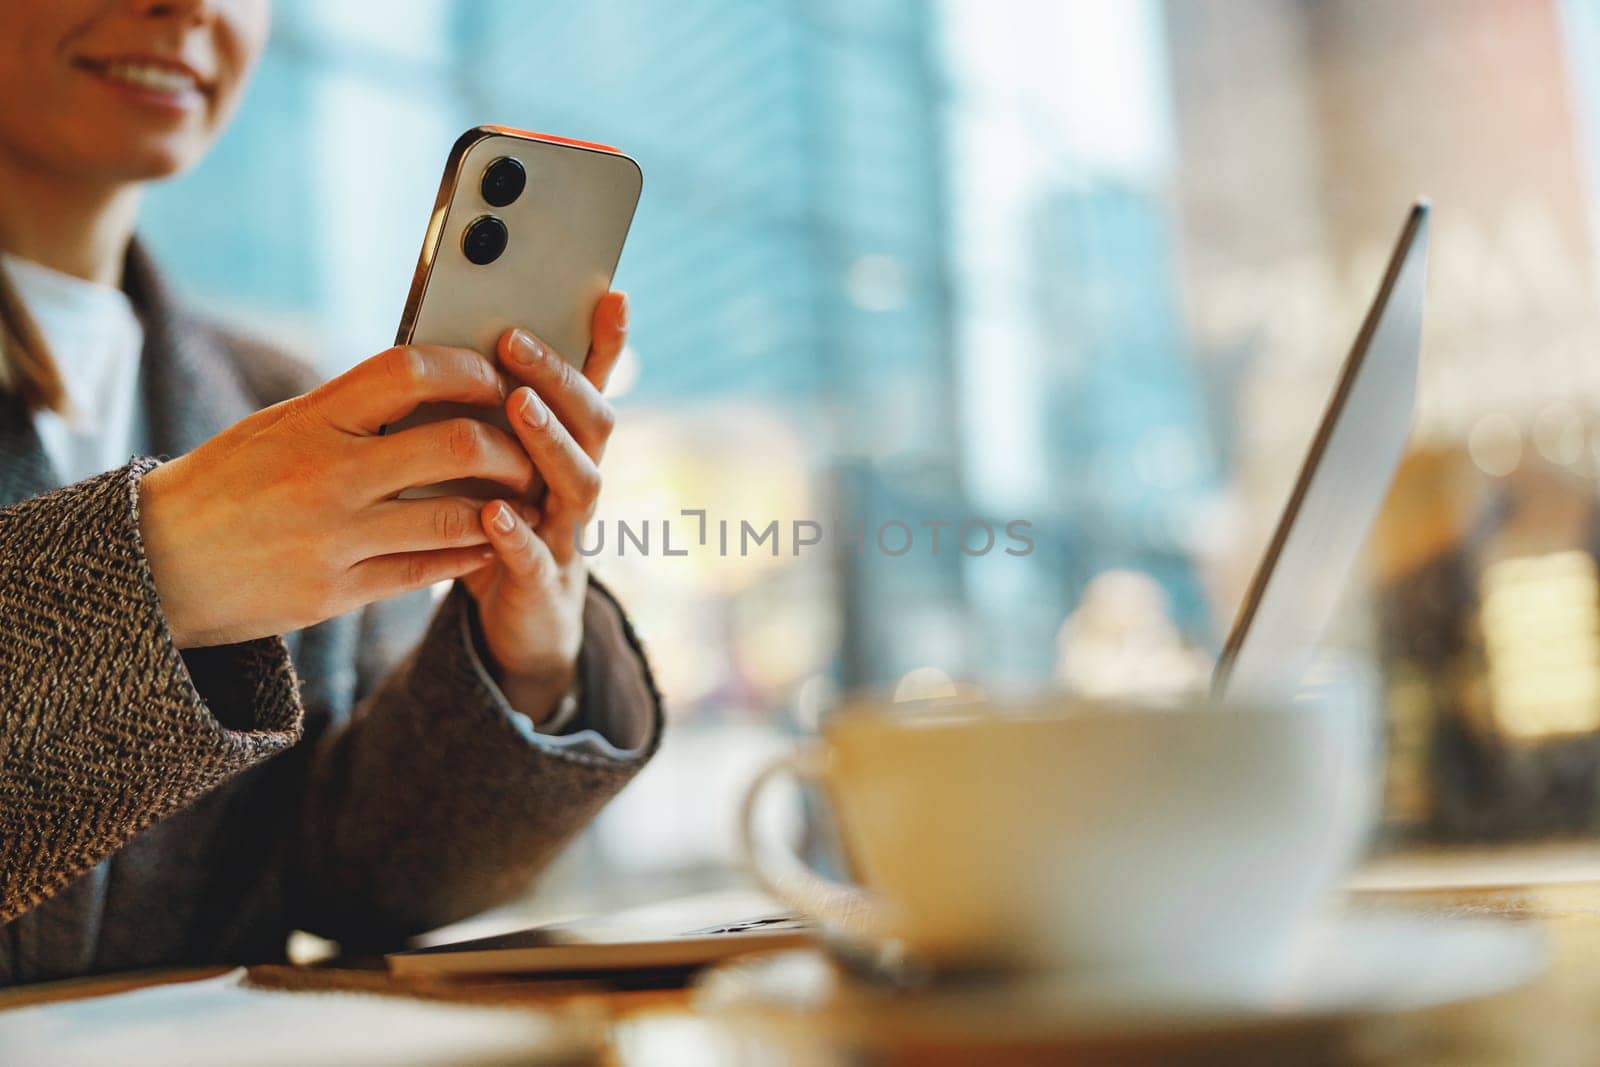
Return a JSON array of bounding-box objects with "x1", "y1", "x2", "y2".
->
[{"x1": 387, "y1": 200, "x2": 1431, "y2": 980}]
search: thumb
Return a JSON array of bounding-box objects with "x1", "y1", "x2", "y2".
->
[{"x1": 460, "y1": 564, "x2": 497, "y2": 603}]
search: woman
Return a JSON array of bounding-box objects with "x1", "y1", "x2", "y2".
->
[{"x1": 0, "y1": 1, "x2": 661, "y2": 984}]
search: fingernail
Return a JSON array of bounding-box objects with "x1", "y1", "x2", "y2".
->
[
  {"x1": 519, "y1": 388, "x2": 549, "y2": 428},
  {"x1": 510, "y1": 329, "x2": 542, "y2": 366},
  {"x1": 492, "y1": 501, "x2": 516, "y2": 533},
  {"x1": 615, "y1": 294, "x2": 629, "y2": 330}
]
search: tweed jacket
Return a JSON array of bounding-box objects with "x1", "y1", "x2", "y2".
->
[{"x1": 0, "y1": 245, "x2": 663, "y2": 985}]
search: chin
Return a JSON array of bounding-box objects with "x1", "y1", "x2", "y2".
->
[
  {"x1": 126, "y1": 146, "x2": 201, "y2": 181},
  {"x1": 86, "y1": 133, "x2": 210, "y2": 183}
]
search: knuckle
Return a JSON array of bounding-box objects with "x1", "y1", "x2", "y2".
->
[
  {"x1": 304, "y1": 568, "x2": 343, "y2": 618},
  {"x1": 400, "y1": 553, "x2": 433, "y2": 590},
  {"x1": 511, "y1": 462, "x2": 537, "y2": 498},
  {"x1": 574, "y1": 465, "x2": 602, "y2": 505},
  {"x1": 308, "y1": 534, "x2": 343, "y2": 572},
  {"x1": 383, "y1": 346, "x2": 427, "y2": 391},
  {"x1": 280, "y1": 451, "x2": 331, "y2": 499},
  {"x1": 590, "y1": 400, "x2": 617, "y2": 439},
  {"x1": 433, "y1": 501, "x2": 472, "y2": 543},
  {"x1": 549, "y1": 353, "x2": 578, "y2": 393},
  {"x1": 278, "y1": 391, "x2": 323, "y2": 430},
  {"x1": 445, "y1": 419, "x2": 484, "y2": 463},
  {"x1": 478, "y1": 358, "x2": 505, "y2": 394}
]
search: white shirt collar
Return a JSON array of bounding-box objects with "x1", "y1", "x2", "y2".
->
[{"x1": 2, "y1": 252, "x2": 145, "y2": 480}]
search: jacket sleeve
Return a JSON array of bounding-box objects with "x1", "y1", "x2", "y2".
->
[
  {"x1": 0, "y1": 461, "x2": 303, "y2": 924},
  {"x1": 289, "y1": 579, "x2": 664, "y2": 945}
]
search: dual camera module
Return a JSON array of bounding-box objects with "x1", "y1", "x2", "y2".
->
[{"x1": 462, "y1": 156, "x2": 526, "y2": 266}]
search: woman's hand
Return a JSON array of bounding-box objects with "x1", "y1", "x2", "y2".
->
[
  {"x1": 460, "y1": 292, "x2": 629, "y2": 723},
  {"x1": 139, "y1": 344, "x2": 539, "y2": 648}
]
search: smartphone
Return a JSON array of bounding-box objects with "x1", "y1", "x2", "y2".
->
[{"x1": 382, "y1": 125, "x2": 643, "y2": 498}]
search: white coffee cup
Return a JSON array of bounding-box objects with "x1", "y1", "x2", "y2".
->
[{"x1": 739, "y1": 692, "x2": 1374, "y2": 991}]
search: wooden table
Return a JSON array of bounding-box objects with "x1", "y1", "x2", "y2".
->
[{"x1": 4, "y1": 874, "x2": 1600, "y2": 1065}]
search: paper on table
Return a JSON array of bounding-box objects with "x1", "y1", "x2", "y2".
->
[{"x1": 0, "y1": 968, "x2": 597, "y2": 1067}]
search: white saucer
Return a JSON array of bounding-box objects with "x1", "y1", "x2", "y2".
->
[{"x1": 693, "y1": 908, "x2": 1547, "y2": 1043}]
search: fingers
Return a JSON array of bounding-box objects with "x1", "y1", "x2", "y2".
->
[
  {"x1": 496, "y1": 328, "x2": 617, "y2": 459},
  {"x1": 366, "y1": 417, "x2": 536, "y2": 499},
  {"x1": 481, "y1": 498, "x2": 563, "y2": 596},
  {"x1": 504, "y1": 387, "x2": 601, "y2": 558},
  {"x1": 583, "y1": 291, "x2": 629, "y2": 390},
  {"x1": 346, "y1": 544, "x2": 495, "y2": 602},
  {"x1": 359, "y1": 496, "x2": 490, "y2": 554},
  {"x1": 317, "y1": 345, "x2": 508, "y2": 435}
]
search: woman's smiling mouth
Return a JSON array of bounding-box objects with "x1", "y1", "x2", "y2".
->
[{"x1": 73, "y1": 54, "x2": 211, "y2": 112}]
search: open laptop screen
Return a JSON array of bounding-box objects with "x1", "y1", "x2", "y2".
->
[{"x1": 1212, "y1": 202, "x2": 1430, "y2": 701}]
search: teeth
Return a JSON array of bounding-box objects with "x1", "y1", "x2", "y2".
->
[{"x1": 102, "y1": 62, "x2": 197, "y2": 94}]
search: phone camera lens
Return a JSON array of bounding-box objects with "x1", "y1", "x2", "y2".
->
[
  {"x1": 462, "y1": 215, "x2": 508, "y2": 265},
  {"x1": 481, "y1": 156, "x2": 526, "y2": 207}
]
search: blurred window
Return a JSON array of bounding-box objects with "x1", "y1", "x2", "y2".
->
[{"x1": 140, "y1": 0, "x2": 1600, "y2": 889}]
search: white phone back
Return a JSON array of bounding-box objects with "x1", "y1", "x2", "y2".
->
[{"x1": 386, "y1": 127, "x2": 642, "y2": 497}]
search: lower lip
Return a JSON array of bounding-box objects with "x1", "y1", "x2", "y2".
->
[{"x1": 79, "y1": 64, "x2": 205, "y2": 116}]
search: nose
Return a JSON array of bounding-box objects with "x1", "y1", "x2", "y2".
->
[{"x1": 126, "y1": 0, "x2": 213, "y2": 22}]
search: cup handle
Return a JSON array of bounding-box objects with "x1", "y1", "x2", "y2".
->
[{"x1": 738, "y1": 747, "x2": 879, "y2": 938}]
